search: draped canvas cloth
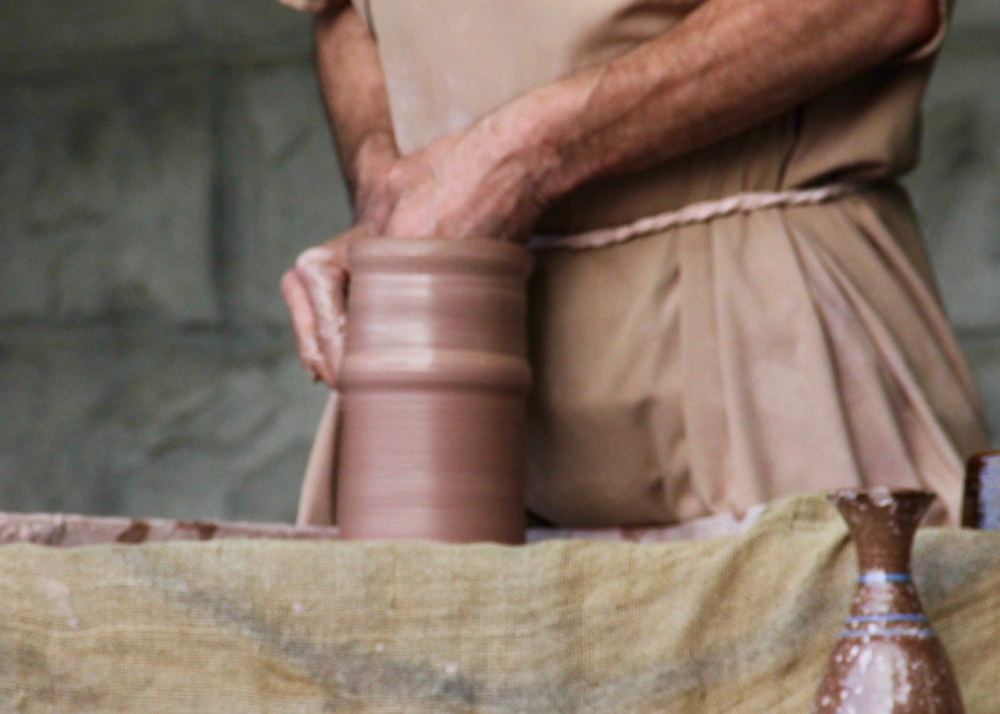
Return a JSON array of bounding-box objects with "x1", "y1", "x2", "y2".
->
[
  {"x1": 282, "y1": 0, "x2": 990, "y2": 526},
  {"x1": 1, "y1": 493, "x2": 999, "y2": 712}
]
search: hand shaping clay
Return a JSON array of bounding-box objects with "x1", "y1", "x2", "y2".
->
[
  {"x1": 811, "y1": 488, "x2": 964, "y2": 714},
  {"x1": 336, "y1": 237, "x2": 533, "y2": 543}
]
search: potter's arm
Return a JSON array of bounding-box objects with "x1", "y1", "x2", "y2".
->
[
  {"x1": 517, "y1": 0, "x2": 942, "y2": 203},
  {"x1": 377, "y1": 0, "x2": 941, "y2": 241},
  {"x1": 282, "y1": 3, "x2": 397, "y2": 386},
  {"x1": 313, "y1": 3, "x2": 399, "y2": 228}
]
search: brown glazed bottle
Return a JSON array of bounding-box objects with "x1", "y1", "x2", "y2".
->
[
  {"x1": 811, "y1": 489, "x2": 963, "y2": 714},
  {"x1": 961, "y1": 450, "x2": 1000, "y2": 529},
  {"x1": 336, "y1": 237, "x2": 532, "y2": 544}
]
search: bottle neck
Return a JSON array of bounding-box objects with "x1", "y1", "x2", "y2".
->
[
  {"x1": 832, "y1": 490, "x2": 933, "y2": 618},
  {"x1": 853, "y1": 533, "x2": 912, "y2": 576}
]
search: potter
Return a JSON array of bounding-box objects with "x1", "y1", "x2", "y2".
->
[{"x1": 280, "y1": 0, "x2": 989, "y2": 533}]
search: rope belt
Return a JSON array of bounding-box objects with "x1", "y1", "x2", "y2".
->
[{"x1": 528, "y1": 182, "x2": 865, "y2": 252}]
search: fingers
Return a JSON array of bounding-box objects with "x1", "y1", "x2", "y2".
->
[
  {"x1": 295, "y1": 245, "x2": 349, "y2": 387},
  {"x1": 281, "y1": 268, "x2": 331, "y2": 384},
  {"x1": 283, "y1": 225, "x2": 376, "y2": 386}
]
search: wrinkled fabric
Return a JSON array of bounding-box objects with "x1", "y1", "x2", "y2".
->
[
  {"x1": 291, "y1": 0, "x2": 989, "y2": 526},
  {"x1": 1, "y1": 494, "x2": 999, "y2": 712},
  {"x1": 527, "y1": 184, "x2": 988, "y2": 527},
  {"x1": 358, "y1": 0, "x2": 988, "y2": 527}
]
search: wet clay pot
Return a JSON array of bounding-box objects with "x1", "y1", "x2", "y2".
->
[
  {"x1": 961, "y1": 450, "x2": 1000, "y2": 530},
  {"x1": 336, "y1": 237, "x2": 533, "y2": 543},
  {"x1": 811, "y1": 489, "x2": 964, "y2": 714}
]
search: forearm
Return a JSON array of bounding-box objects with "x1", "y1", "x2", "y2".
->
[
  {"x1": 489, "y1": 0, "x2": 939, "y2": 202},
  {"x1": 314, "y1": 3, "x2": 397, "y2": 196}
]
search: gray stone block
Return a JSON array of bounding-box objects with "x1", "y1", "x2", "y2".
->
[
  {"x1": 220, "y1": 63, "x2": 354, "y2": 327},
  {"x1": 951, "y1": 0, "x2": 1000, "y2": 33},
  {"x1": 178, "y1": 0, "x2": 313, "y2": 57},
  {"x1": 0, "y1": 68, "x2": 220, "y2": 324},
  {"x1": 906, "y1": 52, "x2": 1000, "y2": 330},
  {"x1": 0, "y1": 327, "x2": 328, "y2": 522},
  {"x1": 0, "y1": 0, "x2": 313, "y2": 74}
]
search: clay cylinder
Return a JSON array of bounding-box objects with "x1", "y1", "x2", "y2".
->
[
  {"x1": 336, "y1": 237, "x2": 533, "y2": 543},
  {"x1": 962, "y1": 450, "x2": 1000, "y2": 529}
]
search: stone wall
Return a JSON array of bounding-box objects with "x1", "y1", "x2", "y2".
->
[
  {"x1": 905, "y1": 0, "x2": 1000, "y2": 442},
  {"x1": 1, "y1": 0, "x2": 998, "y2": 522}
]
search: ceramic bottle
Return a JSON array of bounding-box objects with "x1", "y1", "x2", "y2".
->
[
  {"x1": 961, "y1": 450, "x2": 1000, "y2": 530},
  {"x1": 336, "y1": 237, "x2": 533, "y2": 543},
  {"x1": 811, "y1": 488, "x2": 963, "y2": 714}
]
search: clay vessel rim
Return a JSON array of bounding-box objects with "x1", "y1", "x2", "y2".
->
[{"x1": 349, "y1": 236, "x2": 532, "y2": 265}]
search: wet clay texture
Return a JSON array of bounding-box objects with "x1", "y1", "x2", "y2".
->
[
  {"x1": 811, "y1": 489, "x2": 964, "y2": 714},
  {"x1": 961, "y1": 450, "x2": 1000, "y2": 530},
  {"x1": 336, "y1": 238, "x2": 533, "y2": 543}
]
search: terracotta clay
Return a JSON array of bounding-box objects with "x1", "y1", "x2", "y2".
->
[
  {"x1": 0, "y1": 512, "x2": 341, "y2": 546},
  {"x1": 811, "y1": 489, "x2": 963, "y2": 714},
  {"x1": 336, "y1": 237, "x2": 533, "y2": 543},
  {"x1": 961, "y1": 450, "x2": 1000, "y2": 530},
  {"x1": 0, "y1": 508, "x2": 765, "y2": 547}
]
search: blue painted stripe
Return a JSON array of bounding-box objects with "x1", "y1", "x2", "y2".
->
[
  {"x1": 845, "y1": 614, "x2": 927, "y2": 624},
  {"x1": 858, "y1": 573, "x2": 911, "y2": 584},
  {"x1": 839, "y1": 628, "x2": 935, "y2": 639}
]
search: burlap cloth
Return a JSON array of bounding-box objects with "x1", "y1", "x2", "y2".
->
[{"x1": 1, "y1": 493, "x2": 997, "y2": 713}]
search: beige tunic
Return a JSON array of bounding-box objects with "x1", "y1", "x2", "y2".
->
[{"x1": 299, "y1": 0, "x2": 990, "y2": 526}]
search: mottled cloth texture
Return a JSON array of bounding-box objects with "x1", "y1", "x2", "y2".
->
[{"x1": 0, "y1": 493, "x2": 997, "y2": 713}]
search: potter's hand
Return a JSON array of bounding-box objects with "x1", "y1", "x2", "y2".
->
[
  {"x1": 282, "y1": 114, "x2": 547, "y2": 386},
  {"x1": 379, "y1": 119, "x2": 552, "y2": 244},
  {"x1": 281, "y1": 224, "x2": 372, "y2": 387},
  {"x1": 282, "y1": 134, "x2": 398, "y2": 386}
]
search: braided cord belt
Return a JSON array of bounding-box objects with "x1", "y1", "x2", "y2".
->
[{"x1": 528, "y1": 182, "x2": 866, "y2": 252}]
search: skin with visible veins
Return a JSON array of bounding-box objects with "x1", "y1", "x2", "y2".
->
[{"x1": 281, "y1": 0, "x2": 940, "y2": 386}]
